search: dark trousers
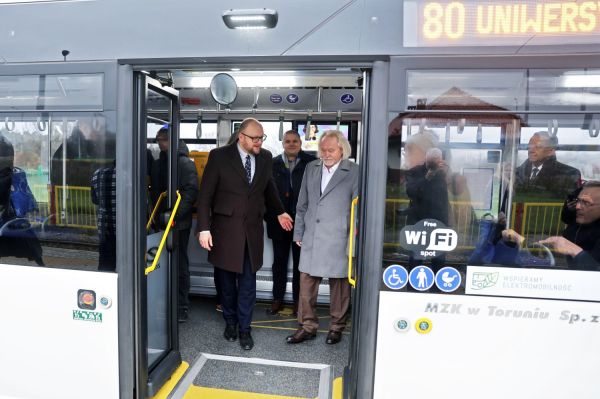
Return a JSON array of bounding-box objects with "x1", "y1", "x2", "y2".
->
[
  {"x1": 215, "y1": 245, "x2": 256, "y2": 333},
  {"x1": 214, "y1": 269, "x2": 223, "y2": 304},
  {"x1": 178, "y1": 228, "x2": 191, "y2": 311},
  {"x1": 98, "y1": 232, "x2": 116, "y2": 272},
  {"x1": 271, "y1": 237, "x2": 301, "y2": 303}
]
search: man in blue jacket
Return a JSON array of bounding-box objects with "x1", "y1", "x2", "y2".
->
[{"x1": 266, "y1": 130, "x2": 315, "y2": 315}]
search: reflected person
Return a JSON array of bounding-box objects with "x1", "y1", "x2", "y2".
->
[
  {"x1": 0, "y1": 134, "x2": 43, "y2": 266},
  {"x1": 91, "y1": 162, "x2": 116, "y2": 271}
]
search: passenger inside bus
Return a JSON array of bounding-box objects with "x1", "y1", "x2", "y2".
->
[
  {"x1": 499, "y1": 181, "x2": 600, "y2": 271},
  {"x1": 149, "y1": 127, "x2": 199, "y2": 323},
  {"x1": 265, "y1": 130, "x2": 316, "y2": 316},
  {"x1": 515, "y1": 131, "x2": 580, "y2": 201}
]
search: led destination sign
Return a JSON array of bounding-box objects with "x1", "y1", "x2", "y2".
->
[{"x1": 404, "y1": 1, "x2": 600, "y2": 47}]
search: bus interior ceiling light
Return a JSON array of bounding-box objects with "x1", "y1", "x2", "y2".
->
[{"x1": 222, "y1": 8, "x2": 278, "y2": 30}]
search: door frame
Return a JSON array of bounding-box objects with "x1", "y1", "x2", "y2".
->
[{"x1": 133, "y1": 72, "x2": 182, "y2": 398}]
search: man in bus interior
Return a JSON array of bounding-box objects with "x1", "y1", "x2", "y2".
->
[{"x1": 265, "y1": 130, "x2": 316, "y2": 316}]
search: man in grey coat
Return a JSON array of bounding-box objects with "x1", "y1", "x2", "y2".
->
[{"x1": 286, "y1": 130, "x2": 359, "y2": 345}]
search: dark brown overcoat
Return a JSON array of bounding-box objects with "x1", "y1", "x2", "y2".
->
[{"x1": 196, "y1": 142, "x2": 284, "y2": 273}]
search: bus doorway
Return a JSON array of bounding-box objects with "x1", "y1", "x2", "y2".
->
[{"x1": 139, "y1": 66, "x2": 368, "y2": 398}]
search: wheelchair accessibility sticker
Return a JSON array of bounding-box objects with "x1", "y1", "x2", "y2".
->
[
  {"x1": 383, "y1": 265, "x2": 408, "y2": 290},
  {"x1": 409, "y1": 266, "x2": 435, "y2": 291},
  {"x1": 435, "y1": 267, "x2": 462, "y2": 293}
]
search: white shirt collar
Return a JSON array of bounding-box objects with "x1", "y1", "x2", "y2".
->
[{"x1": 237, "y1": 142, "x2": 253, "y2": 159}]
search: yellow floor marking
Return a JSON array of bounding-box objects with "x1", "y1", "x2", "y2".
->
[
  {"x1": 183, "y1": 377, "x2": 344, "y2": 399},
  {"x1": 333, "y1": 377, "x2": 343, "y2": 399},
  {"x1": 252, "y1": 317, "x2": 299, "y2": 324},
  {"x1": 184, "y1": 386, "x2": 308, "y2": 399},
  {"x1": 250, "y1": 325, "x2": 350, "y2": 334},
  {"x1": 150, "y1": 361, "x2": 189, "y2": 399}
]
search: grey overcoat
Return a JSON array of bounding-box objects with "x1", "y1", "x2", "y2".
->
[{"x1": 293, "y1": 159, "x2": 359, "y2": 278}]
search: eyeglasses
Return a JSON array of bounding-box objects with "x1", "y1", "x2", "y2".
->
[
  {"x1": 240, "y1": 132, "x2": 267, "y2": 143},
  {"x1": 575, "y1": 198, "x2": 599, "y2": 208}
]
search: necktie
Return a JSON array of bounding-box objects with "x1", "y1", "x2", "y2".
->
[
  {"x1": 244, "y1": 155, "x2": 252, "y2": 184},
  {"x1": 530, "y1": 167, "x2": 539, "y2": 181}
]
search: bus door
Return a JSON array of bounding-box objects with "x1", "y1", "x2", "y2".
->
[{"x1": 134, "y1": 73, "x2": 182, "y2": 397}]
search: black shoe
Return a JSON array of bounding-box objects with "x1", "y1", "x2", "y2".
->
[
  {"x1": 286, "y1": 328, "x2": 316, "y2": 344},
  {"x1": 224, "y1": 324, "x2": 237, "y2": 342},
  {"x1": 239, "y1": 331, "x2": 254, "y2": 350},
  {"x1": 325, "y1": 330, "x2": 342, "y2": 345},
  {"x1": 178, "y1": 308, "x2": 188, "y2": 323}
]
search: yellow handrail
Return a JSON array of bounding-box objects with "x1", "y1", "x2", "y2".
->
[
  {"x1": 147, "y1": 191, "x2": 167, "y2": 231},
  {"x1": 145, "y1": 191, "x2": 181, "y2": 276},
  {"x1": 347, "y1": 196, "x2": 359, "y2": 288}
]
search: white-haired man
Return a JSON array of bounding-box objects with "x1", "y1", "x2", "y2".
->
[
  {"x1": 515, "y1": 131, "x2": 580, "y2": 200},
  {"x1": 286, "y1": 130, "x2": 358, "y2": 345}
]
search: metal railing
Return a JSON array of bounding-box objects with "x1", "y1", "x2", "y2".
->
[{"x1": 54, "y1": 185, "x2": 97, "y2": 229}]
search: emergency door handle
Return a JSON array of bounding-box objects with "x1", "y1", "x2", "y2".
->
[
  {"x1": 347, "y1": 196, "x2": 358, "y2": 287},
  {"x1": 145, "y1": 191, "x2": 181, "y2": 276}
]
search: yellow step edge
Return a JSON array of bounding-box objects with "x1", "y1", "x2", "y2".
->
[
  {"x1": 150, "y1": 361, "x2": 190, "y2": 399},
  {"x1": 183, "y1": 376, "x2": 343, "y2": 399}
]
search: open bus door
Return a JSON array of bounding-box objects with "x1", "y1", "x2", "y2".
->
[{"x1": 134, "y1": 73, "x2": 183, "y2": 397}]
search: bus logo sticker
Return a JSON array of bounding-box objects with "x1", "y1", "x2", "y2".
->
[
  {"x1": 340, "y1": 93, "x2": 354, "y2": 104},
  {"x1": 409, "y1": 266, "x2": 435, "y2": 291},
  {"x1": 399, "y1": 219, "x2": 457, "y2": 259},
  {"x1": 77, "y1": 289, "x2": 96, "y2": 310},
  {"x1": 471, "y1": 271, "x2": 499, "y2": 290},
  {"x1": 286, "y1": 93, "x2": 299, "y2": 104},
  {"x1": 383, "y1": 265, "x2": 408, "y2": 290},
  {"x1": 72, "y1": 310, "x2": 103, "y2": 323},
  {"x1": 415, "y1": 317, "x2": 432, "y2": 334},
  {"x1": 394, "y1": 318, "x2": 411, "y2": 333},
  {"x1": 435, "y1": 267, "x2": 462, "y2": 293},
  {"x1": 269, "y1": 94, "x2": 282, "y2": 104}
]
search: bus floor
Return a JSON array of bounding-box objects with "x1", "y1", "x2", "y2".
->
[{"x1": 174, "y1": 295, "x2": 349, "y2": 398}]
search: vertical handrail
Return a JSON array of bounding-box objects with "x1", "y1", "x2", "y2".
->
[{"x1": 347, "y1": 196, "x2": 359, "y2": 287}]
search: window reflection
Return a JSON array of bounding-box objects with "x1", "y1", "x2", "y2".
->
[
  {"x1": 385, "y1": 110, "x2": 600, "y2": 278},
  {"x1": 0, "y1": 115, "x2": 116, "y2": 271}
]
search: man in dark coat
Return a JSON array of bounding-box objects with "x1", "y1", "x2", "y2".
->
[
  {"x1": 265, "y1": 130, "x2": 316, "y2": 315},
  {"x1": 540, "y1": 181, "x2": 600, "y2": 270},
  {"x1": 515, "y1": 132, "x2": 580, "y2": 201},
  {"x1": 150, "y1": 128, "x2": 199, "y2": 322},
  {"x1": 197, "y1": 118, "x2": 293, "y2": 350}
]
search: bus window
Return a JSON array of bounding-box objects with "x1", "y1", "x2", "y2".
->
[
  {"x1": 385, "y1": 110, "x2": 600, "y2": 274},
  {"x1": 0, "y1": 114, "x2": 116, "y2": 271}
]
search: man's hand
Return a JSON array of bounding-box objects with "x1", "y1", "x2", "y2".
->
[
  {"x1": 199, "y1": 231, "x2": 213, "y2": 251},
  {"x1": 502, "y1": 228, "x2": 525, "y2": 246},
  {"x1": 278, "y1": 213, "x2": 293, "y2": 231},
  {"x1": 538, "y1": 236, "x2": 582, "y2": 257},
  {"x1": 295, "y1": 241, "x2": 302, "y2": 247}
]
